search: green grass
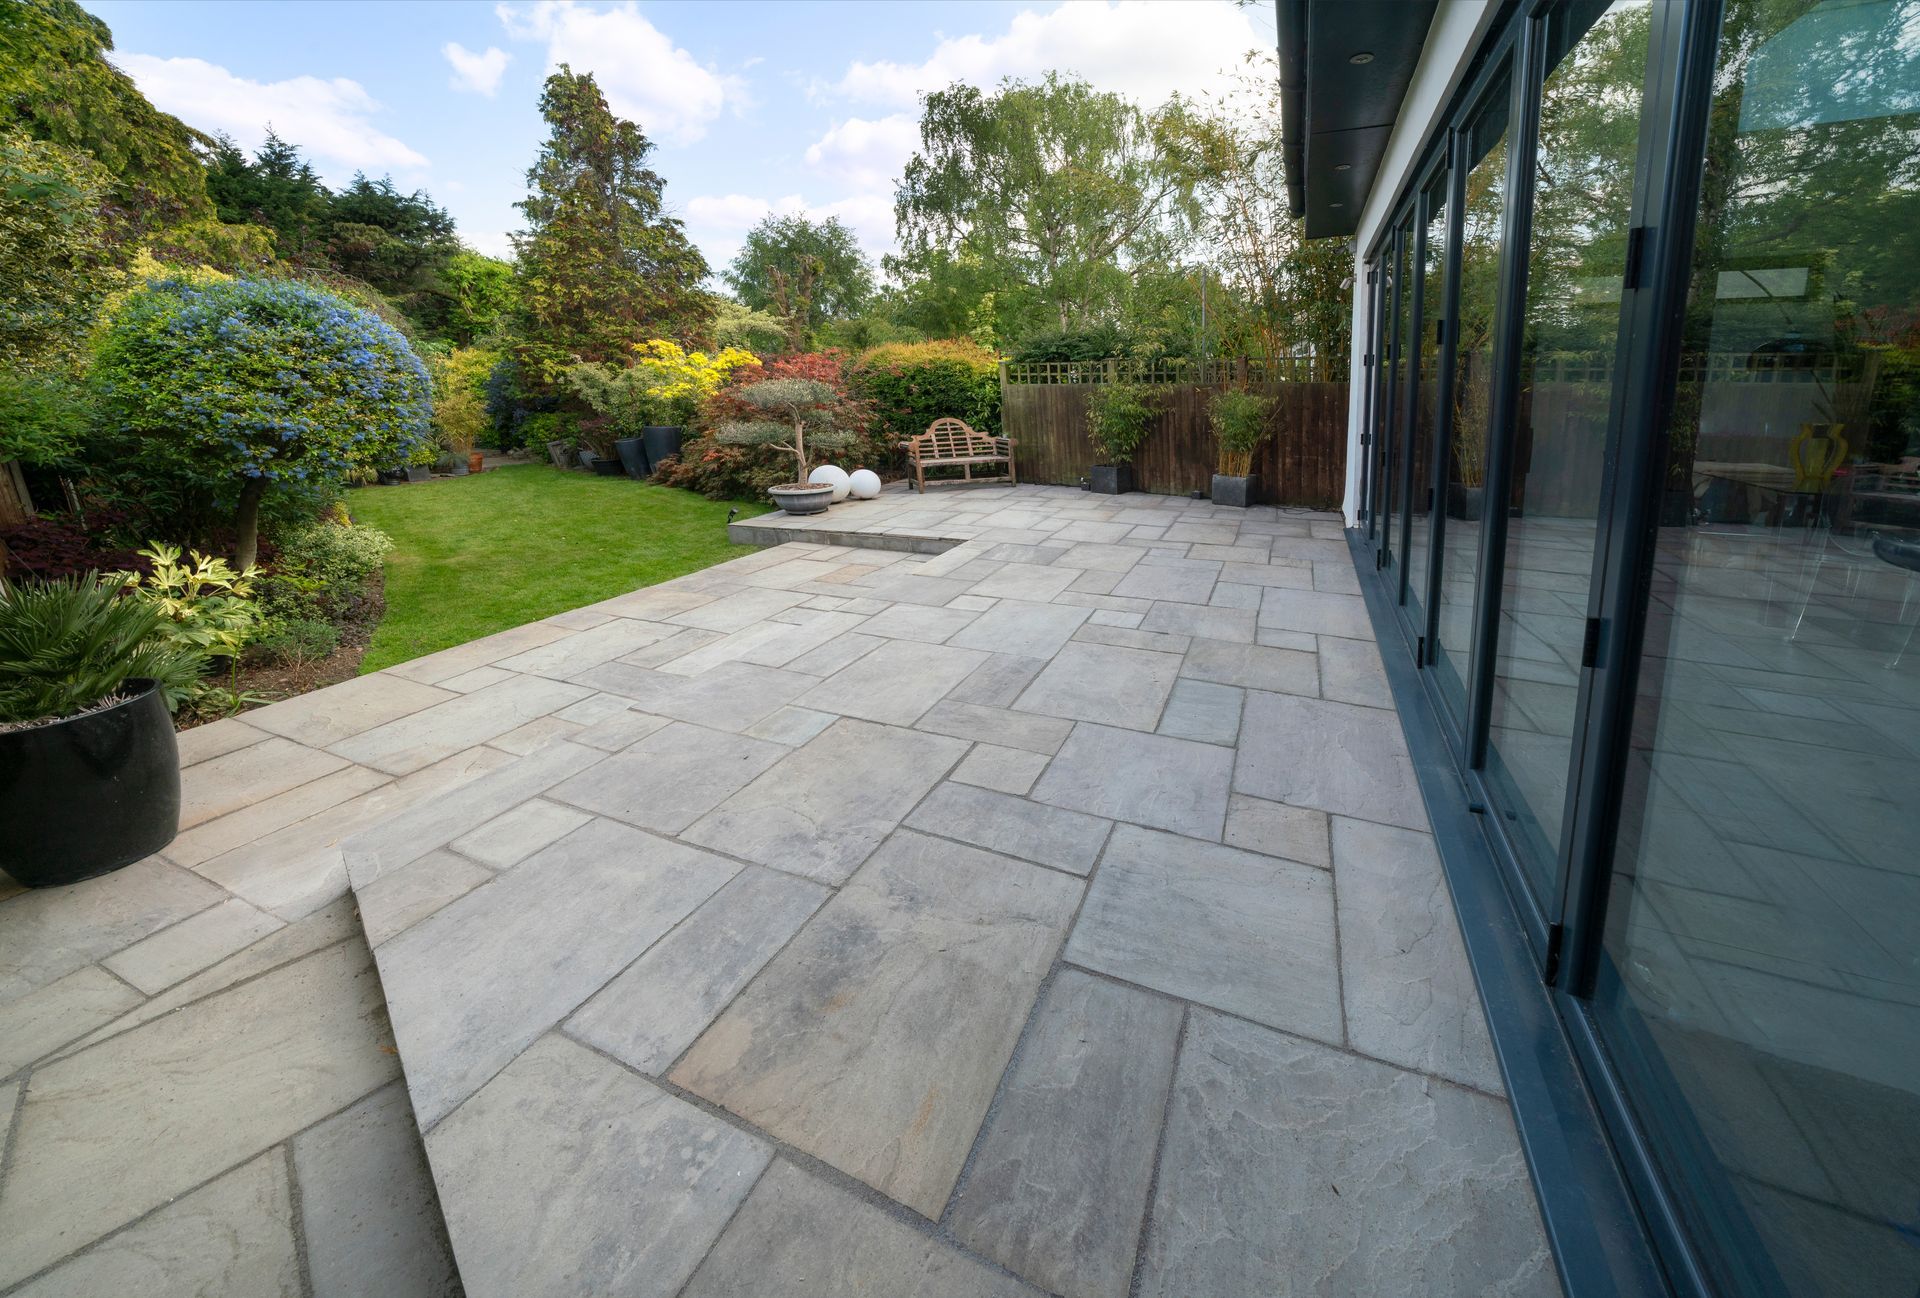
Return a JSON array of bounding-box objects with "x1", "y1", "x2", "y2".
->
[{"x1": 347, "y1": 464, "x2": 768, "y2": 673}]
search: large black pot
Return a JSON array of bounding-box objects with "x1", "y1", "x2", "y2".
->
[
  {"x1": 0, "y1": 680, "x2": 180, "y2": 888},
  {"x1": 1090, "y1": 464, "x2": 1134, "y2": 495},
  {"x1": 615, "y1": 436, "x2": 651, "y2": 480},
  {"x1": 1211, "y1": 472, "x2": 1259, "y2": 508},
  {"x1": 1445, "y1": 482, "x2": 1485, "y2": 521},
  {"x1": 642, "y1": 425, "x2": 684, "y2": 471}
]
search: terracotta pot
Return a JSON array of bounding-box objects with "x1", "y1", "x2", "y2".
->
[{"x1": 468, "y1": 451, "x2": 485, "y2": 474}]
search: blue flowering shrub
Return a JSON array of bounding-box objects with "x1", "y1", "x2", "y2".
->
[{"x1": 90, "y1": 277, "x2": 434, "y2": 565}]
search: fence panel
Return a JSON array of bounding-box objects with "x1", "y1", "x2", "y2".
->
[{"x1": 1001, "y1": 373, "x2": 1349, "y2": 508}]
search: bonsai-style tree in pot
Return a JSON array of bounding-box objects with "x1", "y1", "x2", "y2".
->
[
  {"x1": 0, "y1": 576, "x2": 204, "y2": 887},
  {"x1": 715, "y1": 378, "x2": 856, "y2": 514},
  {"x1": 1086, "y1": 380, "x2": 1159, "y2": 494},
  {"x1": 1208, "y1": 387, "x2": 1273, "y2": 508}
]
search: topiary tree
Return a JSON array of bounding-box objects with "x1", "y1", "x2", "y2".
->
[
  {"x1": 90, "y1": 276, "x2": 433, "y2": 567},
  {"x1": 714, "y1": 378, "x2": 857, "y2": 485}
]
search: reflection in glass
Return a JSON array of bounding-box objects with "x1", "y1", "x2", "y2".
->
[
  {"x1": 1485, "y1": 0, "x2": 1652, "y2": 901},
  {"x1": 1383, "y1": 218, "x2": 1416, "y2": 576},
  {"x1": 1406, "y1": 172, "x2": 1450, "y2": 622},
  {"x1": 1596, "y1": 2, "x2": 1920, "y2": 1293},
  {"x1": 1434, "y1": 76, "x2": 1509, "y2": 716}
]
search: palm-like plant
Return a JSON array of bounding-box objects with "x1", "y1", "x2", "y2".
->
[
  {"x1": 0, "y1": 576, "x2": 204, "y2": 726},
  {"x1": 714, "y1": 378, "x2": 857, "y2": 484}
]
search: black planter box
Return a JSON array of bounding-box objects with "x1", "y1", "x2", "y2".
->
[
  {"x1": 1445, "y1": 482, "x2": 1486, "y2": 521},
  {"x1": 615, "y1": 436, "x2": 651, "y2": 480},
  {"x1": 1211, "y1": 472, "x2": 1259, "y2": 508},
  {"x1": 1090, "y1": 464, "x2": 1134, "y2": 495},
  {"x1": 0, "y1": 680, "x2": 180, "y2": 887},
  {"x1": 587, "y1": 456, "x2": 624, "y2": 477}
]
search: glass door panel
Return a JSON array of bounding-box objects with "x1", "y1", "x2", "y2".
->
[
  {"x1": 1434, "y1": 73, "x2": 1512, "y2": 717},
  {"x1": 1485, "y1": 0, "x2": 1654, "y2": 906},
  {"x1": 1405, "y1": 170, "x2": 1451, "y2": 629},
  {"x1": 1380, "y1": 218, "x2": 1416, "y2": 577},
  {"x1": 1595, "y1": 2, "x2": 1920, "y2": 1292}
]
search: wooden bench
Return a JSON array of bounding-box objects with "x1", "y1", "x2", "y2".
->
[{"x1": 899, "y1": 418, "x2": 1017, "y2": 493}]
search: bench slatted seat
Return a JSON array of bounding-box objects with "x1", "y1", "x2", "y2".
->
[{"x1": 899, "y1": 418, "x2": 1017, "y2": 493}]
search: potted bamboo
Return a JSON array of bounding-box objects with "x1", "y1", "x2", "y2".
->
[
  {"x1": 1086, "y1": 381, "x2": 1159, "y2": 494},
  {"x1": 716, "y1": 379, "x2": 856, "y2": 515},
  {"x1": 1208, "y1": 388, "x2": 1273, "y2": 508}
]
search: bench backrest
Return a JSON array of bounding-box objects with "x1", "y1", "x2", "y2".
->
[{"x1": 908, "y1": 418, "x2": 1008, "y2": 459}]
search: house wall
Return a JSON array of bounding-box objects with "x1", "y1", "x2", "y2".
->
[{"x1": 1340, "y1": 0, "x2": 1506, "y2": 524}]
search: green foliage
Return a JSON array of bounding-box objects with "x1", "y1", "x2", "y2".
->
[
  {"x1": 724, "y1": 214, "x2": 875, "y2": 351},
  {"x1": 249, "y1": 615, "x2": 339, "y2": 667},
  {"x1": 256, "y1": 518, "x2": 392, "y2": 625},
  {"x1": 89, "y1": 277, "x2": 434, "y2": 565},
  {"x1": 117, "y1": 542, "x2": 261, "y2": 662},
  {"x1": 0, "y1": 369, "x2": 86, "y2": 466},
  {"x1": 0, "y1": 130, "x2": 115, "y2": 369},
  {"x1": 715, "y1": 377, "x2": 857, "y2": 481},
  {"x1": 848, "y1": 339, "x2": 1001, "y2": 446},
  {"x1": 428, "y1": 346, "x2": 496, "y2": 455},
  {"x1": 0, "y1": 574, "x2": 205, "y2": 723},
  {"x1": 1208, "y1": 388, "x2": 1272, "y2": 475},
  {"x1": 204, "y1": 130, "x2": 328, "y2": 264},
  {"x1": 513, "y1": 68, "x2": 710, "y2": 382},
  {"x1": 1086, "y1": 382, "x2": 1161, "y2": 465},
  {"x1": 712, "y1": 298, "x2": 788, "y2": 355},
  {"x1": 436, "y1": 250, "x2": 517, "y2": 344},
  {"x1": 1009, "y1": 326, "x2": 1135, "y2": 363}
]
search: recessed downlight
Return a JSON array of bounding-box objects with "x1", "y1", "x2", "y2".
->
[
  {"x1": 1329, "y1": 201, "x2": 1345, "y2": 209},
  {"x1": 1333, "y1": 163, "x2": 1352, "y2": 172},
  {"x1": 1349, "y1": 51, "x2": 1375, "y2": 65}
]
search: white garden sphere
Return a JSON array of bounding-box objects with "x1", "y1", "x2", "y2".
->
[
  {"x1": 808, "y1": 464, "x2": 852, "y2": 502},
  {"x1": 847, "y1": 468, "x2": 882, "y2": 500}
]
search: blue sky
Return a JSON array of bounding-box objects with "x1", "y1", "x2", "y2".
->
[{"x1": 83, "y1": 0, "x2": 1272, "y2": 277}]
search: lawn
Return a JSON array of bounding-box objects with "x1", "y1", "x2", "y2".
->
[{"x1": 347, "y1": 464, "x2": 768, "y2": 672}]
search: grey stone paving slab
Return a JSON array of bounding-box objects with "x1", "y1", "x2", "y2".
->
[
  {"x1": 611, "y1": 623, "x2": 723, "y2": 669},
  {"x1": 566, "y1": 865, "x2": 827, "y2": 1074},
  {"x1": 0, "y1": 939, "x2": 397, "y2": 1289},
  {"x1": 450, "y1": 797, "x2": 592, "y2": 869},
  {"x1": 1333, "y1": 816, "x2": 1503, "y2": 1093},
  {"x1": 916, "y1": 698, "x2": 1073, "y2": 755},
  {"x1": 796, "y1": 636, "x2": 990, "y2": 727},
  {"x1": 570, "y1": 705, "x2": 672, "y2": 751},
  {"x1": 1138, "y1": 1012, "x2": 1556, "y2": 1298},
  {"x1": 355, "y1": 849, "x2": 494, "y2": 947},
  {"x1": 947, "y1": 969, "x2": 1182, "y2": 1298},
  {"x1": 951, "y1": 742, "x2": 1051, "y2": 795},
  {"x1": 668, "y1": 585, "x2": 812, "y2": 631},
  {"x1": 428, "y1": 1033, "x2": 770, "y2": 1298},
  {"x1": 0, "y1": 966, "x2": 142, "y2": 1080},
  {"x1": 1052, "y1": 541, "x2": 1144, "y2": 572},
  {"x1": 1210, "y1": 581, "x2": 1264, "y2": 610},
  {"x1": 1258, "y1": 585, "x2": 1375, "y2": 638},
  {"x1": 438, "y1": 664, "x2": 514, "y2": 693},
  {"x1": 1065, "y1": 825, "x2": 1341, "y2": 1042},
  {"x1": 1031, "y1": 724, "x2": 1232, "y2": 840},
  {"x1": 1219, "y1": 562, "x2": 1317, "y2": 593},
  {"x1": 849, "y1": 569, "x2": 976, "y2": 607},
  {"x1": 1319, "y1": 632, "x2": 1395, "y2": 707},
  {"x1": 329, "y1": 675, "x2": 591, "y2": 775},
  {"x1": 166, "y1": 764, "x2": 390, "y2": 869},
  {"x1": 685, "y1": 718, "x2": 966, "y2": 884},
  {"x1": 947, "y1": 651, "x2": 1049, "y2": 706},
  {"x1": 742, "y1": 704, "x2": 839, "y2": 746},
  {"x1": 585, "y1": 584, "x2": 720, "y2": 621},
  {"x1": 1236, "y1": 691, "x2": 1428, "y2": 830},
  {"x1": 294, "y1": 1082, "x2": 460, "y2": 1298},
  {"x1": 550, "y1": 721, "x2": 785, "y2": 833},
  {"x1": 376, "y1": 817, "x2": 739, "y2": 1126},
  {"x1": 1014, "y1": 640, "x2": 1182, "y2": 731},
  {"x1": 784, "y1": 628, "x2": 885, "y2": 676},
  {"x1": 683, "y1": 1159, "x2": 1036, "y2": 1298},
  {"x1": 1111, "y1": 558, "x2": 1219, "y2": 604},
  {"x1": 573, "y1": 658, "x2": 814, "y2": 731},
  {"x1": 671, "y1": 830, "x2": 1081, "y2": 1217},
  {"x1": 857, "y1": 602, "x2": 981, "y2": 643},
  {"x1": 491, "y1": 714, "x2": 586, "y2": 754},
  {"x1": 948, "y1": 599, "x2": 1094, "y2": 658},
  {"x1": 0, "y1": 856, "x2": 223, "y2": 1002},
  {"x1": 382, "y1": 619, "x2": 571, "y2": 685},
  {"x1": 1071, "y1": 622, "x2": 1191, "y2": 655},
  {"x1": 1087, "y1": 607, "x2": 1144, "y2": 627},
  {"x1": 5, "y1": 1151, "x2": 299, "y2": 1298},
  {"x1": 175, "y1": 715, "x2": 268, "y2": 766},
  {"x1": 1223, "y1": 793, "x2": 1331, "y2": 868},
  {"x1": 179, "y1": 737, "x2": 350, "y2": 828},
  {"x1": 242, "y1": 672, "x2": 457, "y2": 748},
  {"x1": 1157, "y1": 678, "x2": 1243, "y2": 745},
  {"x1": 101, "y1": 896, "x2": 283, "y2": 995},
  {"x1": 969, "y1": 561, "x2": 1080, "y2": 602},
  {"x1": 1140, "y1": 602, "x2": 1257, "y2": 643},
  {"x1": 907, "y1": 782, "x2": 1110, "y2": 876},
  {"x1": 1179, "y1": 637, "x2": 1319, "y2": 695}
]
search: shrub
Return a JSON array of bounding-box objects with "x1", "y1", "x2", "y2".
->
[
  {"x1": 568, "y1": 340, "x2": 759, "y2": 440},
  {"x1": 89, "y1": 277, "x2": 434, "y2": 568},
  {"x1": 1010, "y1": 326, "x2": 1134, "y2": 364},
  {"x1": 0, "y1": 371, "x2": 88, "y2": 469},
  {"x1": 659, "y1": 351, "x2": 882, "y2": 500},
  {"x1": 483, "y1": 354, "x2": 560, "y2": 450},
  {"x1": 1208, "y1": 388, "x2": 1273, "y2": 476},
  {"x1": 714, "y1": 379, "x2": 859, "y2": 483},
  {"x1": 0, "y1": 575, "x2": 205, "y2": 724},
  {"x1": 428, "y1": 346, "x2": 496, "y2": 457},
  {"x1": 250, "y1": 616, "x2": 340, "y2": 667},
  {"x1": 1087, "y1": 382, "x2": 1161, "y2": 465},
  {"x1": 116, "y1": 543, "x2": 261, "y2": 664},
  {"x1": 847, "y1": 339, "x2": 1001, "y2": 449},
  {"x1": 256, "y1": 518, "x2": 392, "y2": 624}
]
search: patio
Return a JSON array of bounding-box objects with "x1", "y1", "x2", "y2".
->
[{"x1": 0, "y1": 484, "x2": 1558, "y2": 1297}]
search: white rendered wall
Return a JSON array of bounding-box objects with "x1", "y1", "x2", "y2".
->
[{"x1": 1339, "y1": 0, "x2": 1506, "y2": 525}]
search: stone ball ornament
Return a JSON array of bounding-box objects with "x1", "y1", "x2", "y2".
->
[
  {"x1": 847, "y1": 468, "x2": 882, "y2": 500},
  {"x1": 807, "y1": 464, "x2": 852, "y2": 502}
]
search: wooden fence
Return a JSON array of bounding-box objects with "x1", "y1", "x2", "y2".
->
[{"x1": 999, "y1": 361, "x2": 1349, "y2": 507}]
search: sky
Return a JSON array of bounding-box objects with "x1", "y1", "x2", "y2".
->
[{"x1": 82, "y1": 0, "x2": 1275, "y2": 277}]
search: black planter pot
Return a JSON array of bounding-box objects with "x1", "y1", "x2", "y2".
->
[
  {"x1": 642, "y1": 425, "x2": 684, "y2": 470},
  {"x1": 1090, "y1": 464, "x2": 1134, "y2": 495},
  {"x1": 614, "y1": 436, "x2": 651, "y2": 480},
  {"x1": 0, "y1": 680, "x2": 180, "y2": 888},
  {"x1": 1211, "y1": 472, "x2": 1260, "y2": 508},
  {"x1": 587, "y1": 456, "x2": 624, "y2": 476},
  {"x1": 1445, "y1": 482, "x2": 1485, "y2": 521}
]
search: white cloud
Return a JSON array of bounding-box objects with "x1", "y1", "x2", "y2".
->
[
  {"x1": 444, "y1": 42, "x2": 511, "y2": 96},
  {"x1": 114, "y1": 53, "x2": 426, "y2": 177},
  {"x1": 684, "y1": 190, "x2": 895, "y2": 271},
  {"x1": 804, "y1": 114, "x2": 919, "y2": 191},
  {"x1": 832, "y1": 0, "x2": 1262, "y2": 111},
  {"x1": 496, "y1": 1, "x2": 743, "y2": 145},
  {"x1": 463, "y1": 230, "x2": 517, "y2": 260}
]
